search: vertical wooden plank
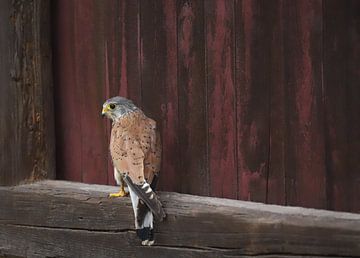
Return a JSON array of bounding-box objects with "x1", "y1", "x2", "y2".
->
[
  {"x1": 323, "y1": 0, "x2": 360, "y2": 213},
  {"x1": 140, "y1": 0, "x2": 162, "y2": 119},
  {"x1": 74, "y1": 0, "x2": 108, "y2": 184},
  {"x1": 53, "y1": 0, "x2": 81, "y2": 182},
  {"x1": 235, "y1": 0, "x2": 287, "y2": 205},
  {"x1": 235, "y1": 0, "x2": 271, "y2": 202},
  {"x1": 54, "y1": 0, "x2": 108, "y2": 184},
  {"x1": 140, "y1": 0, "x2": 180, "y2": 192},
  {"x1": 346, "y1": 1, "x2": 360, "y2": 213},
  {"x1": 160, "y1": 0, "x2": 180, "y2": 192},
  {"x1": 178, "y1": 0, "x2": 208, "y2": 196},
  {"x1": 267, "y1": 0, "x2": 286, "y2": 205},
  {"x1": 102, "y1": 0, "x2": 118, "y2": 186},
  {"x1": 0, "y1": 0, "x2": 13, "y2": 185},
  {"x1": 206, "y1": 0, "x2": 236, "y2": 198},
  {"x1": 105, "y1": 0, "x2": 142, "y2": 104},
  {"x1": 0, "y1": 0, "x2": 55, "y2": 186},
  {"x1": 282, "y1": 0, "x2": 327, "y2": 209},
  {"x1": 123, "y1": 0, "x2": 142, "y2": 106},
  {"x1": 103, "y1": 0, "x2": 119, "y2": 102}
]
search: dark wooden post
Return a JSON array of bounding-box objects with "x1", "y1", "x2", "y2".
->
[{"x1": 0, "y1": 0, "x2": 55, "y2": 186}]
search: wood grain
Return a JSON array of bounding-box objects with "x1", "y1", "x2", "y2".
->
[
  {"x1": 235, "y1": 0, "x2": 271, "y2": 202},
  {"x1": 282, "y1": 0, "x2": 327, "y2": 209},
  {"x1": 140, "y1": 0, "x2": 180, "y2": 192},
  {"x1": 116, "y1": 0, "x2": 142, "y2": 105},
  {"x1": 0, "y1": 0, "x2": 55, "y2": 186},
  {"x1": 266, "y1": 0, "x2": 287, "y2": 205},
  {"x1": 323, "y1": 0, "x2": 360, "y2": 213},
  {"x1": 178, "y1": 0, "x2": 209, "y2": 196},
  {"x1": 53, "y1": 0, "x2": 109, "y2": 184},
  {"x1": 206, "y1": 0, "x2": 237, "y2": 199},
  {"x1": 158, "y1": 0, "x2": 180, "y2": 193},
  {"x1": 53, "y1": 0, "x2": 82, "y2": 182},
  {"x1": 0, "y1": 180, "x2": 359, "y2": 257},
  {"x1": 75, "y1": 0, "x2": 108, "y2": 185}
]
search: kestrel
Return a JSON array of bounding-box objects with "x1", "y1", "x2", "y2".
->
[{"x1": 102, "y1": 96, "x2": 165, "y2": 246}]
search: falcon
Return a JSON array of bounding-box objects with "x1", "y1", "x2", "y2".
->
[{"x1": 101, "y1": 96, "x2": 165, "y2": 246}]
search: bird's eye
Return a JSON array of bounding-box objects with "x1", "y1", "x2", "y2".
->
[{"x1": 109, "y1": 104, "x2": 116, "y2": 109}]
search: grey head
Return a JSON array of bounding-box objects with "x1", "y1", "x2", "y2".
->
[{"x1": 101, "y1": 96, "x2": 139, "y2": 121}]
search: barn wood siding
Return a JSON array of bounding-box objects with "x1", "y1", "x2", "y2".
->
[
  {"x1": 0, "y1": 0, "x2": 55, "y2": 186},
  {"x1": 53, "y1": 0, "x2": 360, "y2": 213}
]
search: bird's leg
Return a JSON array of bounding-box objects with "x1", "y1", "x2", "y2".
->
[
  {"x1": 109, "y1": 177, "x2": 129, "y2": 197},
  {"x1": 109, "y1": 185, "x2": 127, "y2": 197}
]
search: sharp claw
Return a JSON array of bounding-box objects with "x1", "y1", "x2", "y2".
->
[{"x1": 108, "y1": 190, "x2": 128, "y2": 198}]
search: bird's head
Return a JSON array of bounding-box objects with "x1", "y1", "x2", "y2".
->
[{"x1": 101, "y1": 96, "x2": 138, "y2": 121}]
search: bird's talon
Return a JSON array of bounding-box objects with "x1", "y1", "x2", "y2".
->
[{"x1": 109, "y1": 190, "x2": 128, "y2": 198}]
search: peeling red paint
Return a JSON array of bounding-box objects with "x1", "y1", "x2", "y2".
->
[
  {"x1": 243, "y1": 0, "x2": 253, "y2": 96},
  {"x1": 283, "y1": 0, "x2": 327, "y2": 209},
  {"x1": 53, "y1": 0, "x2": 360, "y2": 213},
  {"x1": 236, "y1": 0, "x2": 270, "y2": 203},
  {"x1": 159, "y1": 0, "x2": 179, "y2": 192},
  {"x1": 179, "y1": 3, "x2": 194, "y2": 69},
  {"x1": 239, "y1": 168, "x2": 266, "y2": 201},
  {"x1": 207, "y1": 0, "x2": 237, "y2": 199},
  {"x1": 177, "y1": 0, "x2": 208, "y2": 195},
  {"x1": 295, "y1": 2, "x2": 313, "y2": 127},
  {"x1": 119, "y1": 1, "x2": 128, "y2": 98}
]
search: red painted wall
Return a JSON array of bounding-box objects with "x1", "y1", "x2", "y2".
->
[{"x1": 52, "y1": 0, "x2": 360, "y2": 213}]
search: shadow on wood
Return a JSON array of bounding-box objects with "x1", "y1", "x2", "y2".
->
[{"x1": 0, "y1": 180, "x2": 359, "y2": 257}]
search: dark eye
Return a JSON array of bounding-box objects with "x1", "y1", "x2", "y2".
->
[{"x1": 109, "y1": 103, "x2": 116, "y2": 109}]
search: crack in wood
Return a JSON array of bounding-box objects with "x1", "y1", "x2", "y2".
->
[
  {"x1": 0, "y1": 180, "x2": 359, "y2": 257},
  {"x1": 0, "y1": 223, "x2": 135, "y2": 234}
]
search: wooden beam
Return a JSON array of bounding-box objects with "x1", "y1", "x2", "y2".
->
[
  {"x1": 0, "y1": 181, "x2": 359, "y2": 257},
  {"x1": 0, "y1": 0, "x2": 55, "y2": 186}
]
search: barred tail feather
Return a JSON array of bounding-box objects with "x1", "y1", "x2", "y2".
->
[
  {"x1": 136, "y1": 202, "x2": 154, "y2": 246},
  {"x1": 128, "y1": 186, "x2": 155, "y2": 246},
  {"x1": 123, "y1": 175, "x2": 166, "y2": 221}
]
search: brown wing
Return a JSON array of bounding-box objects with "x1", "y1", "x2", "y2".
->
[
  {"x1": 139, "y1": 118, "x2": 161, "y2": 185},
  {"x1": 110, "y1": 123, "x2": 145, "y2": 184}
]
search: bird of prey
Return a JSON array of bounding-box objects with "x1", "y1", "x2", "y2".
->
[{"x1": 102, "y1": 96, "x2": 165, "y2": 246}]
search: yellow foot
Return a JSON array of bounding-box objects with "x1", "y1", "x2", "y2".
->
[{"x1": 109, "y1": 190, "x2": 128, "y2": 198}]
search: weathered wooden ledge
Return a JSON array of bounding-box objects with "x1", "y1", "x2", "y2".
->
[{"x1": 0, "y1": 180, "x2": 359, "y2": 258}]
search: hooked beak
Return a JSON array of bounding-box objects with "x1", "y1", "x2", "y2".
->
[{"x1": 101, "y1": 106, "x2": 109, "y2": 117}]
